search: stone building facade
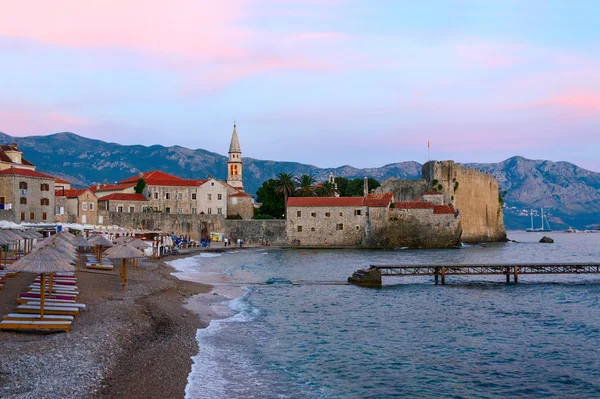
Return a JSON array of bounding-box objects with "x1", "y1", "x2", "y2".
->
[
  {"x1": 0, "y1": 168, "x2": 56, "y2": 223},
  {"x1": 55, "y1": 188, "x2": 98, "y2": 225}
]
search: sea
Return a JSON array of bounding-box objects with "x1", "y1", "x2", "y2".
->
[{"x1": 168, "y1": 232, "x2": 600, "y2": 398}]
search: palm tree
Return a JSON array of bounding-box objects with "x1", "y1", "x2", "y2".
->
[
  {"x1": 315, "y1": 181, "x2": 338, "y2": 197},
  {"x1": 275, "y1": 173, "x2": 296, "y2": 218},
  {"x1": 295, "y1": 174, "x2": 316, "y2": 197}
]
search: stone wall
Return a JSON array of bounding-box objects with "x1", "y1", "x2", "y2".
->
[
  {"x1": 366, "y1": 208, "x2": 461, "y2": 248},
  {"x1": 375, "y1": 178, "x2": 430, "y2": 202},
  {"x1": 0, "y1": 210, "x2": 15, "y2": 222},
  {"x1": 422, "y1": 161, "x2": 506, "y2": 242},
  {"x1": 287, "y1": 205, "x2": 368, "y2": 246},
  {"x1": 224, "y1": 220, "x2": 286, "y2": 245},
  {"x1": 227, "y1": 195, "x2": 254, "y2": 220}
]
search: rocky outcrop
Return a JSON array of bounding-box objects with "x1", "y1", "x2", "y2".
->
[{"x1": 539, "y1": 236, "x2": 554, "y2": 243}]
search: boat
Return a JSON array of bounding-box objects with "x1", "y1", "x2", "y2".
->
[
  {"x1": 525, "y1": 207, "x2": 553, "y2": 232},
  {"x1": 564, "y1": 227, "x2": 577, "y2": 233}
]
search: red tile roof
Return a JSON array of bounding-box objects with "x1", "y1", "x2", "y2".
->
[
  {"x1": 394, "y1": 201, "x2": 436, "y2": 210},
  {"x1": 56, "y1": 189, "x2": 93, "y2": 198},
  {"x1": 287, "y1": 197, "x2": 365, "y2": 207},
  {"x1": 366, "y1": 193, "x2": 393, "y2": 207},
  {"x1": 55, "y1": 177, "x2": 71, "y2": 184},
  {"x1": 90, "y1": 182, "x2": 136, "y2": 192},
  {"x1": 0, "y1": 146, "x2": 35, "y2": 166},
  {"x1": 0, "y1": 168, "x2": 54, "y2": 179},
  {"x1": 423, "y1": 190, "x2": 443, "y2": 195},
  {"x1": 120, "y1": 171, "x2": 203, "y2": 187},
  {"x1": 433, "y1": 205, "x2": 456, "y2": 215},
  {"x1": 230, "y1": 192, "x2": 253, "y2": 198},
  {"x1": 97, "y1": 193, "x2": 148, "y2": 202}
]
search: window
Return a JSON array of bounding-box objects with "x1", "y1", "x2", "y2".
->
[
  {"x1": 40, "y1": 183, "x2": 50, "y2": 191},
  {"x1": 297, "y1": 210, "x2": 302, "y2": 217},
  {"x1": 82, "y1": 202, "x2": 87, "y2": 211},
  {"x1": 165, "y1": 193, "x2": 171, "y2": 200},
  {"x1": 55, "y1": 206, "x2": 64, "y2": 215},
  {"x1": 154, "y1": 192, "x2": 159, "y2": 199},
  {"x1": 192, "y1": 208, "x2": 197, "y2": 215},
  {"x1": 354, "y1": 210, "x2": 362, "y2": 216},
  {"x1": 217, "y1": 194, "x2": 222, "y2": 200},
  {"x1": 355, "y1": 225, "x2": 360, "y2": 230},
  {"x1": 29, "y1": 212, "x2": 34, "y2": 220},
  {"x1": 117, "y1": 206, "x2": 123, "y2": 213},
  {"x1": 217, "y1": 207, "x2": 222, "y2": 215},
  {"x1": 165, "y1": 207, "x2": 171, "y2": 214},
  {"x1": 192, "y1": 193, "x2": 197, "y2": 200},
  {"x1": 311, "y1": 227, "x2": 315, "y2": 232},
  {"x1": 297, "y1": 226, "x2": 303, "y2": 232},
  {"x1": 211, "y1": 182, "x2": 215, "y2": 186},
  {"x1": 129, "y1": 206, "x2": 135, "y2": 213},
  {"x1": 20, "y1": 212, "x2": 25, "y2": 221},
  {"x1": 207, "y1": 194, "x2": 212, "y2": 201},
  {"x1": 325, "y1": 212, "x2": 331, "y2": 217},
  {"x1": 40, "y1": 198, "x2": 50, "y2": 206},
  {"x1": 177, "y1": 193, "x2": 183, "y2": 200},
  {"x1": 0, "y1": 197, "x2": 4, "y2": 204},
  {"x1": 177, "y1": 208, "x2": 183, "y2": 214},
  {"x1": 340, "y1": 212, "x2": 343, "y2": 216},
  {"x1": 89, "y1": 203, "x2": 94, "y2": 211},
  {"x1": 336, "y1": 223, "x2": 344, "y2": 231},
  {"x1": 19, "y1": 181, "x2": 27, "y2": 189},
  {"x1": 20, "y1": 197, "x2": 27, "y2": 205},
  {"x1": 42, "y1": 212, "x2": 47, "y2": 221},
  {"x1": 208, "y1": 208, "x2": 212, "y2": 215},
  {"x1": 311, "y1": 212, "x2": 316, "y2": 217}
]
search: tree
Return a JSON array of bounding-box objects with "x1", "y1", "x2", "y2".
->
[
  {"x1": 275, "y1": 173, "x2": 296, "y2": 218},
  {"x1": 295, "y1": 174, "x2": 316, "y2": 197},
  {"x1": 334, "y1": 177, "x2": 351, "y2": 196},
  {"x1": 134, "y1": 178, "x2": 146, "y2": 194},
  {"x1": 315, "y1": 181, "x2": 338, "y2": 197},
  {"x1": 344, "y1": 177, "x2": 381, "y2": 196},
  {"x1": 255, "y1": 179, "x2": 285, "y2": 219}
]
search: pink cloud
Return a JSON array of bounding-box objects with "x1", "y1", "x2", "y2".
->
[
  {"x1": 0, "y1": 108, "x2": 91, "y2": 136},
  {"x1": 541, "y1": 93, "x2": 600, "y2": 112}
]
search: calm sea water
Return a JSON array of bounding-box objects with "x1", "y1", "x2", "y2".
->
[{"x1": 170, "y1": 232, "x2": 600, "y2": 398}]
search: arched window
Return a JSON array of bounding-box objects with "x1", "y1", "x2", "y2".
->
[{"x1": 19, "y1": 181, "x2": 27, "y2": 189}]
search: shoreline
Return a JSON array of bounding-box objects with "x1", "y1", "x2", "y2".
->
[{"x1": 0, "y1": 248, "x2": 233, "y2": 399}]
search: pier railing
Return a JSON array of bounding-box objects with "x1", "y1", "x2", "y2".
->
[{"x1": 348, "y1": 263, "x2": 600, "y2": 287}]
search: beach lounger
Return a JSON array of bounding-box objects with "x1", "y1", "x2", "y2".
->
[
  {"x1": 3, "y1": 313, "x2": 74, "y2": 321},
  {"x1": 24, "y1": 301, "x2": 86, "y2": 310},
  {"x1": 28, "y1": 289, "x2": 80, "y2": 296},
  {"x1": 33, "y1": 279, "x2": 77, "y2": 285},
  {"x1": 19, "y1": 292, "x2": 77, "y2": 301},
  {"x1": 85, "y1": 264, "x2": 114, "y2": 271},
  {"x1": 30, "y1": 284, "x2": 78, "y2": 291},
  {"x1": 16, "y1": 305, "x2": 79, "y2": 316},
  {"x1": 0, "y1": 319, "x2": 71, "y2": 332}
]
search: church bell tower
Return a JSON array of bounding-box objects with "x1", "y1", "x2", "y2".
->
[{"x1": 227, "y1": 123, "x2": 244, "y2": 191}]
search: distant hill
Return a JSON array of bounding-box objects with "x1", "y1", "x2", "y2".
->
[{"x1": 0, "y1": 131, "x2": 598, "y2": 230}]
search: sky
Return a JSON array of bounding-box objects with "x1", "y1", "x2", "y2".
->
[{"x1": 0, "y1": 0, "x2": 599, "y2": 171}]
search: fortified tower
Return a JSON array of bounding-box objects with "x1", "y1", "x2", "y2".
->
[{"x1": 227, "y1": 123, "x2": 244, "y2": 191}]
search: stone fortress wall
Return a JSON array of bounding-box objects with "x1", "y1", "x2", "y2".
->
[{"x1": 422, "y1": 161, "x2": 506, "y2": 243}]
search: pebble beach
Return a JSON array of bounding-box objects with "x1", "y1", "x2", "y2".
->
[{"x1": 0, "y1": 248, "x2": 215, "y2": 399}]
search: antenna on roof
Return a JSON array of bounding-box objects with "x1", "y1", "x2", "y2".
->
[{"x1": 428, "y1": 140, "x2": 430, "y2": 162}]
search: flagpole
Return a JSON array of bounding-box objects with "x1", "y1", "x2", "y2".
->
[{"x1": 428, "y1": 140, "x2": 430, "y2": 162}]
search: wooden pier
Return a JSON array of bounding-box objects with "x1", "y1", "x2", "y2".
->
[{"x1": 348, "y1": 262, "x2": 600, "y2": 287}]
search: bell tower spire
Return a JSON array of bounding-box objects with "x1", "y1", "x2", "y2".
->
[{"x1": 227, "y1": 123, "x2": 244, "y2": 191}]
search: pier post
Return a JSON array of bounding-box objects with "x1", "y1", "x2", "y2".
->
[
  {"x1": 441, "y1": 266, "x2": 446, "y2": 285},
  {"x1": 506, "y1": 273, "x2": 510, "y2": 284},
  {"x1": 434, "y1": 267, "x2": 439, "y2": 285},
  {"x1": 514, "y1": 266, "x2": 519, "y2": 283}
]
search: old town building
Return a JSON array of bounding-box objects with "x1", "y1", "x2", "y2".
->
[
  {"x1": 0, "y1": 168, "x2": 55, "y2": 223},
  {"x1": 0, "y1": 143, "x2": 36, "y2": 171},
  {"x1": 55, "y1": 188, "x2": 98, "y2": 225}
]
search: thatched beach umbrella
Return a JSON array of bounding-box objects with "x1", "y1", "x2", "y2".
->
[
  {"x1": 8, "y1": 246, "x2": 75, "y2": 320},
  {"x1": 114, "y1": 236, "x2": 134, "y2": 244},
  {"x1": 103, "y1": 243, "x2": 145, "y2": 291},
  {"x1": 127, "y1": 239, "x2": 150, "y2": 268},
  {"x1": 2, "y1": 230, "x2": 24, "y2": 261},
  {"x1": 88, "y1": 235, "x2": 114, "y2": 264},
  {"x1": 32, "y1": 240, "x2": 77, "y2": 294},
  {"x1": 14, "y1": 231, "x2": 34, "y2": 255},
  {"x1": 0, "y1": 231, "x2": 18, "y2": 266},
  {"x1": 74, "y1": 236, "x2": 90, "y2": 272}
]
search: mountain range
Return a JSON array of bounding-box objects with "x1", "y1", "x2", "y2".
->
[{"x1": 1, "y1": 131, "x2": 599, "y2": 230}]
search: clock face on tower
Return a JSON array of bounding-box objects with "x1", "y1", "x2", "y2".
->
[{"x1": 13, "y1": 157, "x2": 19, "y2": 163}]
